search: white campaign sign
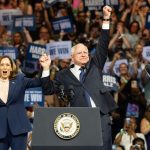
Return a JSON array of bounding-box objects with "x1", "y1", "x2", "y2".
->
[
  {"x1": 46, "y1": 41, "x2": 72, "y2": 60},
  {"x1": 142, "y1": 46, "x2": 150, "y2": 62},
  {"x1": 0, "y1": 9, "x2": 22, "y2": 26}
]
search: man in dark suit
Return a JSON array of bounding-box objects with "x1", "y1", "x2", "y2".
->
[{"x1": 41, "y1": 5, "x2": 118, "y2": 150}]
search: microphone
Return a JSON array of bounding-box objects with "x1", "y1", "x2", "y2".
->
[
  {"x1": 57, "y1": 85, "x2": 66, "y2": 101},
  {"x1": 67, "y1": 85, "x2": 74, "y2": 101},
  {"x1": 145, "y1": 64, "x2": 150, "y2": 77}
]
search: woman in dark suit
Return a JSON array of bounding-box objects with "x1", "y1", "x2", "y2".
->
[
  {"x1": 0, "y1": 55, "x2": 49, "y2": 150},
  {"x1": 41, "y1": 6, "x2": 118, "y2": 150}
]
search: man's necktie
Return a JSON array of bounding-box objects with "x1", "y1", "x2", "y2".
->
[
  {"x1": 79, "y1": 67, "x2": 85, "y2": 83},
  {"x1": 79, "y1": 68, "x2": 91, "y2": 107}
]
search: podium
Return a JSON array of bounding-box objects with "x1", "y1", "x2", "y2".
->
[{"x1": 31, "y1": 107, "x2": 103, "y2": 150}]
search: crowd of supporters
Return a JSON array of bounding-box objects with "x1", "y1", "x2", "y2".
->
[{"x1": 1, "y1": 0, "x2": 150, "y2": 149}]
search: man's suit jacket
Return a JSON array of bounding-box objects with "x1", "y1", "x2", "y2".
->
[
  {"x1": 42, "y1": 29, "x2": 118, "y2": 114},
  {"x1": 0, "y1": 73, "x2": 41, "y2": 139}
]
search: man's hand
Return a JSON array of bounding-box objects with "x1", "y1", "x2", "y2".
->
[
  {"x1": 39, "y1": 54, "x2": 51, "y2": 70},
  {"x1": 103, "y1": 5, "x2": 112, "y2": 19}
]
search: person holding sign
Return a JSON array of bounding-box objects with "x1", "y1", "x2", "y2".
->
[
  {"x1": 41, "y1": 5, "x2": 117, "y2": 150},
  {"x1": 0, "y1": 55, "x2": 50, "y2": 150}
]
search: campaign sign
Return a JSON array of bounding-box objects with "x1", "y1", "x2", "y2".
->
[
  {"x1": 102, "y1": 73, "x2": 118, "y2": 92},
  {"x1": 13, "y1": 15, "x2": 36, "y2": 31},
  {"x1": 145, "y1": 12, "x2": 150, "y2": 29},
  {"x1": 142, "y1": 46, "x2": 150, "y2": 62},
  {"x1": 126, "y1": 103, "x2": 139, "y2": 118},
  {"x1": 46, "y1": 41, "x2": 72, "y2": 60},
  {"x1": 0, "y1": 9, "x2": 22, "y2": 26},
  {"x1": 0, "y1": 46, "x2": 17, "y2": 59},
  {"x1": 51, "y1": 16, "x2": 74, "y2": 34},
  {"x1": 24, "y1": 87, "x2": 44, "y2": 107},
  {"x1": 27, "y1": 43, "x2": 46, "y2": 61},
  {"x1": 22, "y1": 60, "x2": 40, "y2": 73},
  {"x1": 43, "y1": 0, "x2": 66, "y2": 8},
  {"x1": 83, "y1": 0, "x2": 103, "y2": 10},
  {"x1": 24, "y1": 43, "x2": 46, "y2": 73},
  {"x1": 83, "y1": 0, "x2": 118, "y2": 10},
  {"x1": 104, "y1": 0, "x2": 118, "y2": 5}
]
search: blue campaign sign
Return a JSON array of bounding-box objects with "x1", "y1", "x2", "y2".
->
[
  {"x1": 51, "y1": 16, "x2": 74, "y2": 34},
  {"x1": 83, "y1": 0, "x2": 104, "y2": 10},
  {"x1": 102, "y1": 73, "x2": 119, "y2": 92},
  {"x1": 0, "y1": 46, "x2": 18, "y2": 59},
  {"x1": 26, "y1": 43, "x2": 46, "y2": 61},
  {"x1": 24, "y1": 87, "x2": 44, "y2": 107},
  {"x1": 83, "y1": 0, "x2": 118, "y2": 11},
  {"x1": 22, "y1": 60, "x2": 40, "y2": 73},
  {"x1": 24, "y1": 43, "x2": 47, "y2": 73},
  {"x1": 145, "y1": 12, "x2": 150, "y2": 29},
  {"x1": 13, "y1": 15, "x2": 36, "y2": 32}
]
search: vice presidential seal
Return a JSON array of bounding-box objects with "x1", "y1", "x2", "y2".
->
[{"x1": 54, "y1": 113, "x2": 80, "y2": 140}]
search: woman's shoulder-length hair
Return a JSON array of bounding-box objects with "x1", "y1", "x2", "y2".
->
[{"x1": 0, "y1": 55, "x2": 18, "y2": 79}]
